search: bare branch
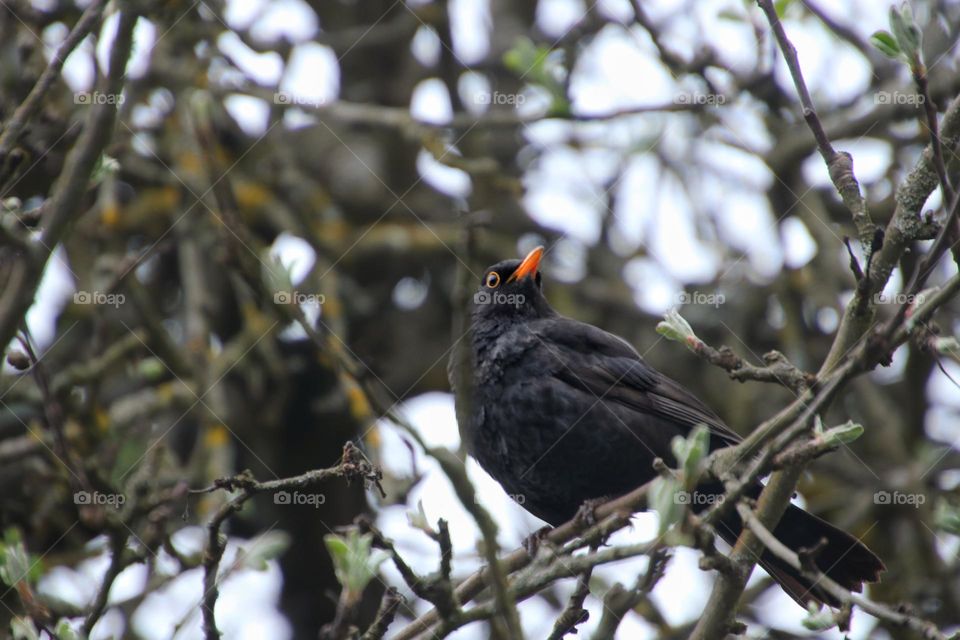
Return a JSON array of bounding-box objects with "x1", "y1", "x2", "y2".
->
[
  {"x1": 81, "y1": 531, "x2": 128, "y2": 636},
  {"x1": 0, "y1": 9, "x2": 138, "y2": 352},
  {"x1": 687, "y1": 338, "x2": 814, "y2": 394},
  {"x1": 360, "y1": 587, "x2": 405, "y2": 640},
  {"x1": 394, "y1": 480, "x2": 654, "y2": 640},
  {"x1": 736, "y1": 502, "x2": 951, "y2": 639},
  {"x1": 0, "y1": 0, "x2": 107, "y2": 172},
  {"x1": 196, "y1": 443, "x2": 380, "y2": 639},
  {"x1": 757, "y1": 0, "x2": 875, "y2": 251},
  {"x1": 546, "y1": 553, "x2": 593, "y2": 640}
]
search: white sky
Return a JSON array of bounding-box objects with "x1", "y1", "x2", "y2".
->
[{"x1": 20, "y1": 0, "x2": 960, "y2": 637}]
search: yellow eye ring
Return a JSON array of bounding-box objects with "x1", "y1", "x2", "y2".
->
[{"x1": 485, "y1": 272, "x2": 500, "y2": 288}]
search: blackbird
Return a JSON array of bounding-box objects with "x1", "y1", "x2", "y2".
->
[{"x1": 450, "y1": 246, "x2": 884, "y2": 607}]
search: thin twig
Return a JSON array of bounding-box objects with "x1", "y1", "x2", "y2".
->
[
  {"x1": 0, "y1": 9, "x2": 138, "y2": 353},
  {"x1": 736, "y1": 502, "x2": 950, "y2": 639},
  {"x1": 0, "y1": 0, "x2": 107, "y2": 171},
  {"x1": 757, "y1": 0, "x2": 875, "y2": 251},
  {"x1": 360, "y1": 587, "x2": 404, "y2": 640},
  {"x1": 687, "y1": 338, "x2": 814, "y2": 394},
  {"x1": 393, "y1": 480, "x2": 654, "y2": 640},
  {"x1": 197, "y1": 442, "x2": 379, "y2": 639},
  {"x1": 358, "y1": 516, "x2": 458, "y2": 619},
  {"x1": 913, "y1": 65, "x2": 955, "y2": 207},
  {"x1": 590, "y1": 547, "x2": 670, "y2": 640},
  {"x1": 81, "y1": 531, "x2": 128, "y2": 636},
  {"x1": 546, "y1": 550, "x2": 594, "y2": 640}
]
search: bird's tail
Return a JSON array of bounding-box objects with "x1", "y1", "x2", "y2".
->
[{"x1": 714, "y1": 501, "x2": 884, "y2": 608}]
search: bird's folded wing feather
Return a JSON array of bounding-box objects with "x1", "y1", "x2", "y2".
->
[{"x1": 531, "y1": 318, "x2": 742, "y2": 447}]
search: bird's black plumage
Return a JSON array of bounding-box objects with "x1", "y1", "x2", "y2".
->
[{"x1": 450, "y1": 247, "x2": 884, "y2": 608}]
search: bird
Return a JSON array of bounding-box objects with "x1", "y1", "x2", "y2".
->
[{"x1": 449, "y1": 245, "x2": 884, "y2": 608}]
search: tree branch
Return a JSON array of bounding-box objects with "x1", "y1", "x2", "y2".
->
[
  {"x1": 0, "y1": 9, "x2": 137, "y2": 353},
  {"x1": 195, "y1": 442, "x2": 381, "y2": 639},
  {"x1": 0, "y1": 0, "x2": 107, "y2": 174},
  {"x1": 736, "y1": 502, "x2": 951, "y2": 639}
]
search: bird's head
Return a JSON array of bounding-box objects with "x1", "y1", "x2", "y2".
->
[{"x1": 471, "y1": 246, "x2": 553, "y2": 322}]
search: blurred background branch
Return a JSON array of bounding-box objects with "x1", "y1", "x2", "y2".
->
[{"x1": 2, "y1": 0, "x2": 960, "y2": 639}]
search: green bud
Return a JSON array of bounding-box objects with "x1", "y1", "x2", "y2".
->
[
  {"x1": 671, "y1": 424, "x2": 711, "y2": 488},
  {"x1": 650, "y1": 476, "x2": 684, "y2": 535},
  {"x1": 820, "y1": 420, "x2": 864, "y2": 446},
  {"x1": 870, "y1": 30, "x2": 901, "y2": 58},
  {"x1": 656, "y1": 309, "x2": 699, "y2": 350},
  {"x1": 324, "y1": 530, "x2": 389, "y2": 606},
  {"x1": 801, "y1": 602, "x2": 837, "y2": 631},
  {"x1": 889, "y1": 4, "x2": 921, "y2": 61}
]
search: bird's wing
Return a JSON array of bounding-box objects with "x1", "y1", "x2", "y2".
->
[{"x1": 530, "y1": 317, "x2": 743, "y2": 448}]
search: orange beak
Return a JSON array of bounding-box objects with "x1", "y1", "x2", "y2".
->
[{"x1": 506, "y1": 246, "x2": 544, "y2": 283}]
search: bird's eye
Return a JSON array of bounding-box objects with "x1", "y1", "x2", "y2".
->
[{"x1": 485, "y1": 272, "x2": 501, "y2": 288}]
